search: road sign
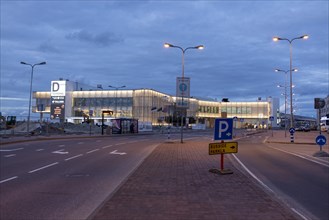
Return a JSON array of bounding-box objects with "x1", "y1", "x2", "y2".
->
[
  {"x1": 269, "y1": 116, "x2": 274, "y2": 121},
  {"x1": 209, "y1": 142, "x2": 238, "y2": 155},
  {"x1": 214, "y1": 118, "x2": 233, "y2": 140},
  {"x1": 289, "y1": 127, "x2": 295, "y2": 134},
  {"x1": 314, "y1": 98, "x2": 325, "y2": 109},
  {"x1": 176, "y1": 77, "x2": 190, "y2": 98},
  {"x1": 316, "y1": 135, "x2": 327, "y2": 146}
]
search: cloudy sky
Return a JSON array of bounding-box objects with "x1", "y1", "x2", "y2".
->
[{"x1": 1, "y1": 0, "x2": 328, "y2": 119}]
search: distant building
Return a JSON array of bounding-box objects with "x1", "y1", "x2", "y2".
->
[{"x1": 33, "y1": 79, "x2": 280, "y2": 129}]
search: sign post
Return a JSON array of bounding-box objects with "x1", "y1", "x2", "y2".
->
[
  {"x1": 289, "y1": 127, "x2": 295, "y2": 143},
  {"x1": 269, "y1": 116, "x2": 274, "y2": 137},
  {"x1": 102, "y1": 110, "x2": 113, "y2": 135},
  {"x1": 210, "y1": 118, "x2": 236, "y2": 175}
]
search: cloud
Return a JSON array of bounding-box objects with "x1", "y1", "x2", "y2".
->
[{"x1": 65, "y1": 30, "x2": 123, "y2": 47}]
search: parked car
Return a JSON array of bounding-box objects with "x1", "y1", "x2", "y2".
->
[{"x1": 296, "y1": 125, "x2": 310, "y2": 132}]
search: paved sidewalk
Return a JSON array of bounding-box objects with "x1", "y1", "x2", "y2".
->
[
  {"x1": 266, "y1": 130, "x2": 329, "y2": 159},
  {"x1": 91, "y1": 140, "x2": 299, "y2": 220}
]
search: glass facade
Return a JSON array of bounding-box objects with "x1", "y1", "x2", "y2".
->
[{"x1": 33, "y1": 82, "x2": 275, "y2": 128}]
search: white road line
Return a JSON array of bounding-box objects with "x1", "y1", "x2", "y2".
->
[
  {"x1": 0, "y1": 176, "x2": 18, "y2": 184},
  {"x1": 36, "y1": 149, "x2": 44, "y2": 152},
  {"x1": 267, "y1": 145, "x2": 329, "y2": 168},
  {"x1": 232, "y1": 154, "x2": 310, "y2": 220},
  {"x1": 4, "y1": 154, "x2": 16, "y2": 158},
  {"x1": 58, "y1": 145, "x2": 65, "y2": 148},
  {"x1": 28, "y1": 162, "x2": 59, "y2": 174},
  {"x1": 65, "y1": 154, "x2": 83, "y2": 161},
  {"x1": 96, "y1": 140, "x2": 102, "y2": 143},
  {"x1": 291, "y1": 208, "x2": 309, "y2": 220},
  {"x1": 115, "y1": 143, "x2": 126, "y2": 146},
  {"x1": 231, "y1": 154, "x2": 274, "y2": 193},
  {"x1": 0, "y1": 148, "x2": 24, "y2": 152},
  {"x1": 86, "y1": 149, "x2": 99, "y2": 154},
  {"x1": 78, "y1": 142, "x2": 84, "y2": 145},
  {"x1": 52, "y1": 149, "x2": 69, "y2": 154},
  {"x1": 110, "y1": 150, "x2": 127, "y2": 155},
  {"x1": 102, "y1": 145, "x2": 113, "y2": 149}
]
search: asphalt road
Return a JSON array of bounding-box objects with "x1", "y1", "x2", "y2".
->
[
  {"x1": 230, "y1": 132, "x2": 329, "y2": 220},
  {"x1": 0, "y1": 135, "x2": 164, "y2": 220},
  {"x1": 1, "y1": 130, "x2": 328, "y2": 220}
]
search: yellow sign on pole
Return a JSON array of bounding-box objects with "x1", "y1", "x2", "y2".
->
[{"x1": 209, "y1": 142, "x2": 238, "y2": 155}]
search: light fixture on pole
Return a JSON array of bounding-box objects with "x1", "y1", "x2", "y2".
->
[
  {"x1": 273, "y1": 35, "x2": 308, "y2": 142},
  {"x1": 109, "y1": 85, "x2": 126, "y2": 118},
  {"x1": 164, "y1": 43, "x2": 204, "y2": 143},
  {"x1": 275, "y1": 68, "x2": 297, "y2": 137},
  {"x1": 20, "y1": 61, "x2": 46, "y2": 136}
]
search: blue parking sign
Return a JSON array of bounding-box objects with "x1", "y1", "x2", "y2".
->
[{"x1": 214, "y1": 118, "x2": 233, "y2": 140}]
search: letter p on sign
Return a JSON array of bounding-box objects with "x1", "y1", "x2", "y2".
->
[{"x1": 214, "y1": 118, "x2": 233, "y2": 140}]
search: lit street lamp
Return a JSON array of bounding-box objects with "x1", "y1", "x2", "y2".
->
[
  {"x1": 20, "y1": 61, "x2": 46, "y2": 135},
  {"x1": 273, "y1": 35, "x2": 308, "y2": 142},
  {"x1": 164, "y1": 42, "x2": 204, "y2": 143},
  {"x1": 108, "y1": 85, "x2": 126, "y2": 118},
  {"x1": 275, "y1": 68, "x2": 297, "y2": 137}
]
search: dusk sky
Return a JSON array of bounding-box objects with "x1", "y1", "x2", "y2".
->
[{"x1": 1, "y1": 0, "x2": 328, "y2": 119}]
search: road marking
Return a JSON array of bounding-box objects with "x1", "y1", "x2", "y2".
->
[
  {"x1": 36, "y1": 149, "x2": 44, "y2": 152},
  {"x1": 4, "y1": 154, "x2": 16, "y2": 158},
  {"x1": 231, "y1": 154, "x2": 274, "y2": 193},
  {"x1": 58, "y1": 145, "x2": 65, "y2": 148},
  {"x1": 267, "y1": 145, "x2": 329, "y2": 168},
  {"x1": 110, "y1": 150, "x2": 127, "y2": 155},
  {"x1": 65, "y1": 154, "x2": 83, "y2": 161},
  {"x1": 86, "y1": 149, "x2": 99, "y2": 154},
  {"x1": 0, "y1": 148, "x2": 24, "y2": 152},
  {"x1": 96, "y1": 140, "x2": 102, "y2": 143},
  {"x1": 0, "y1": 176, "x2": 18, "y2": 184},
  {"x1": 78, "y1": 142, "x2": 84, "y2": 145},
  {"x1": 115, "y1": 142, "x2": 127, "y2": 146},
  {"x1": 28, "y1": 162, "x2": 59, "y2": 173},
  {"x1": 232, "y1": 154, "x2": 310, "y2": 220},
  {"x1": 102, "y1": 145, "x2": 113, "y2": 149},
  {"x1": 52, "y1": 149, "x2": 69, "y2": 154},
  {"x1": 291, "y1": 208, "x2": 309, "y2": 220}
]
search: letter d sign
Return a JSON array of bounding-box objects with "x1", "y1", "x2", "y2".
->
[
  {"x1": 214, "y1": 118, "x2": 233, "y2": 140},
  {"x1": 52, "y1": 82, "x2": 60, "y2": 92}
]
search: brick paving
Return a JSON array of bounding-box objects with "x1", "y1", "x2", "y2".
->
[{"x1": 92, "y1": 140, "x2": 299, "y2": 220}]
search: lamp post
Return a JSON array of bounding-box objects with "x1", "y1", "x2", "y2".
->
[
  {"x1": 164, "y1": 43, "x2": 204, "y2": 143},
  {"x1": 273, "y1": 35, "x2": 308, "y2": 142},
  {"x1": 20, "y1": 61, "x2": 46, "y2": 135},
  {"x1": 275, "y1": 68, "x2": 297, "y2": 137},
  {"x1": 109, "y1": 85, "x2": 126, "y2": 118}
]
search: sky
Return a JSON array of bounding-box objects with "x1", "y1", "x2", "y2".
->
[{"x1": 1, "y1": 0, "x2": 328, "y2": 119}]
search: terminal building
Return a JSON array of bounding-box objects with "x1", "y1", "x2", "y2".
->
[{"x1": 32, "y1": 80, "x2": 280, "y2": 130}]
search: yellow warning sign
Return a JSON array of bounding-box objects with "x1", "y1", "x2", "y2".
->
[{"x1": 209, "y1": 142, "x2": 238, "y2": 155}]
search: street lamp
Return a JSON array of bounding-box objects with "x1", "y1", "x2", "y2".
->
[
  {"x1": 275, "y1": 68, "x2": 297, "y2": 137},
  {"x1": 164, "y1": 42, "x2": 204, "y2": 143},
  {"x1": 109, "y1": 85, "x2": 126, "y2": 118},
  {"x1": 273, "y1": 35, "x2": 308, "y2": 142},
  {"x1": 20, "y1": 61, "x2": 46, "y2": 135}
]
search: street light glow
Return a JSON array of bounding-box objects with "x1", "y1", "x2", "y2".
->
[
  {"x1": 164, "y1": 43, "x2": 172, "y2": 48},
  {"x1": 273, "y1": 37, "x2": 279, "y2": 42}
]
